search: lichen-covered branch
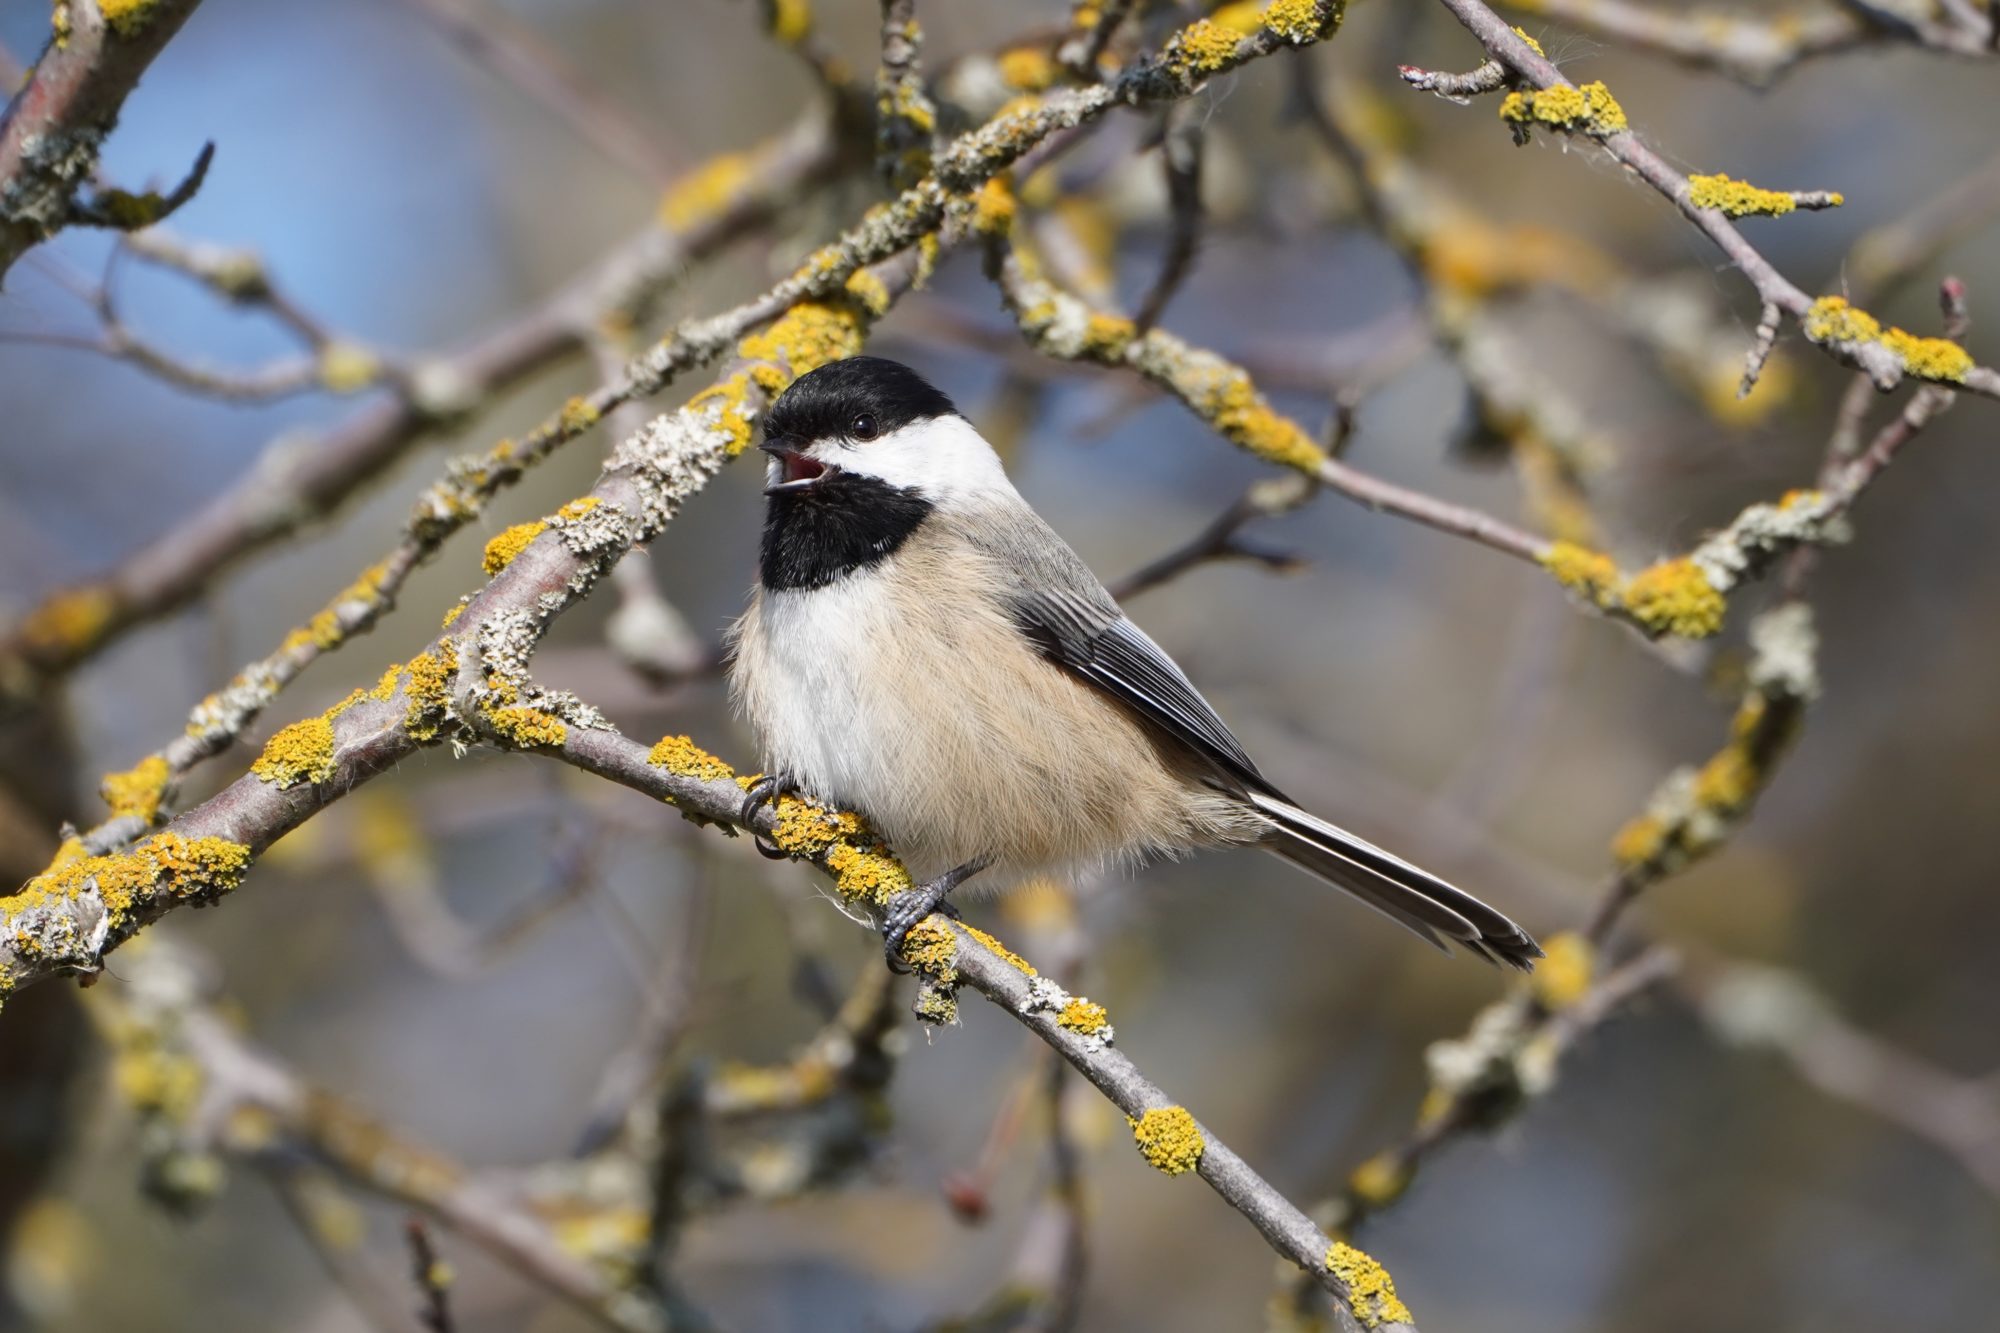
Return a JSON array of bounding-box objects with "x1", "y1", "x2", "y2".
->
[
  {"x1": 1497, "y1": 0, "x2": 1996, "y2": 83},
  {"x1": 0, "y1": 108, "x2": 843, "y2": 698},
  {"x1": 0, "y1": 1, "x2": 207, "y2": 282},
  {"x1": 1431, "y1": 0, "x2": 2000, "y2": 401},
  {"x1": 544, "y1": 725, "x2": 1421, "y2": 1332}
]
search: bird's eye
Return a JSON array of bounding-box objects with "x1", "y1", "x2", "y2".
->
[{"x1": 849, "y1": 413, "x2": 879, "y2": 441}]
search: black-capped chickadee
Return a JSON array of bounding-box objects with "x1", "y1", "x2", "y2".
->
[{"x1": 731, "y1": 356, "x2": 1540, "y2": 971}]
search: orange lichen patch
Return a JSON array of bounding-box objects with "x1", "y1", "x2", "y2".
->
[
  {"x1": 250, "y1": 717, "x2": 336, "y2": 788},
  {"x1": 1129, "y1": 1106, "x2": 1204, "y2": 1176},
  {"x1": 481, "y1": 521, "x2": 548, "y2": 576},
  {"x1": 1326, "y1": 1242, "x2": 1412, "y2": 1328},
  {"x1": 1498, "y1": 80, "x2": 1627, "y2": 137},
  {"x1": 482, "y1": 705, "x2": 567, "y2": 749},
  {"x1": 18, "y1": 586, "x2": 116, "y2": 658},
  {"x1": 646, "y1": 734, "x2": 736, "y2": 782},
  {"x1": 1621, "y1": 557, "x2": 1726, "y2": 638},
  {"x1": 1057, "y1": 995, "x2": 1109, "y2": 1034},
  {"x1": 1528, "y1": 932, "x2": 1594, "y2": 1010},
  {"x1": 963, "y1": 924, "x2": 1036, "y2": 976},
  {"x1": 101, "y1": 754, "x2": 170, "y2": 823},
  {"x1": 660, "y1": 152, "x2": 751, "y2": 230}
]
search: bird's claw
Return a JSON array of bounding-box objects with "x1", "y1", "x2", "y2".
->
[
  {"x1": 740, "y1": 772, "x2": 798, "y2": 859},
  {"x1": 880, "y1": 857, "x2": 989, "y2": 973}
]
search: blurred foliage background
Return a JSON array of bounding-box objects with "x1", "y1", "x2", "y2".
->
[{"x1": 2, "y1": 1, "x2": 1998, "y2": 1330}]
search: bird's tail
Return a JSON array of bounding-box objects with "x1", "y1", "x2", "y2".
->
[{"x1": 1247, "y1": 791, "x2": 1541, "y2": 969}]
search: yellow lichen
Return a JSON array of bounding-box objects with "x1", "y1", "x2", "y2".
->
[
  {"x1": 1881, "y1": 327, "x2": 1973, "y2": 384},
  {"x1": 403, "y1": 642, "x2": 458, "y2": 742},
  {"x1": 101, "y1": 754, "x2": 169, "y2": 823},
  {"x1": 18, "y1": 586, "x2": 115, "y2": 657},
  {"x1": 824, "y1": 841, "x2": 912, "y2": 904},
  {"x1": 1801, "y1": 295, "x2": 1879, "y2": 345},
  {"x1": 1622, "y1": 557, "x2": 1726, "y2": 638},
  {"x1": 685, "y1": 371, "x2": 759, "y2": 457},
  {"x1": 767, "y1": 0, "x2": 811, "y2": 45},
  {"x1": 483, "y1": 705, "x2": 567, "y2": 749},
  {"x1": 1325, "y1": 1242, "x2": 1412, "y2": 1329},
  {"x1": 996, "y1": 47, "x2": 1057, "y2": 91},
  {"x1": 5, "y1": 833, "x2": 251, "y2": 969},
  {"x1": 738, "y1": 299, "x2": 868, "y2": 382},
  {"x1": 1202, "y1": 372, "x2": 1325, "y2": 472},
  {"x1": 1347, "y1": 1151, "x2": 1411, "y2": 1207},
  {"x1": 440, "y1": 602, "x2": 466, "y2": 629},
  {"x1": 1802, "y1": 297, "x2": 1971, "y2": 385},
  {"x1": 555, "y1": 496, "x2": 600, "y2": 521},
  {"x1": 1687, "y1": 172, "x2": 1835, "y2": 219},
  {"x1": 964, "y1": 924, "x2": 1037, "y2": 976},
  {"x1": 1261, "y1": 0, "x2": 1342, "y2": 44},
  {"x1": 317, "y1": 341, "x2": 380, "y2": 394},
  {"x1": 481, "y1": 521, "x2": 548, "y2": 576},
  {"x1": 559, "y1": 396, "x2": 600, "y2": 433},
  {"x1": 1511, "y1": 25, "x2": 1544, "y2": 56},
  {"x1": 250, "y1": 717, "x2": 336, "y2": 788},
  {"x1": 1166, "y1": 19, "x2": 1243, "y2": 76},
  {"x1": 1498, "y1": 80, "x2": 1626, "y2": 138},
  {"x1": 1538, "y1": 541, "x2": 1620, "y2": 609},
  {"x1": 659, "y1": 152, "x2": 751, "y2": 230},
  {"x1": 1057, "y1": 995, "x2": 1109, "y2": 1034},
  {"x1": 969, "y1": 176, "x2": 1017, "y2": 237},
  {"x1": 768, "y1": 796, "x2": 849, "y2": 857},
  {"x1": 96, "y1": 0, "x2": 159, "y2": 39},
  {"x1": 1129, "y1": 1105, "x2": 1204, "y2": 1176},
  {"x1": 1528, "y1": 931, "x2": 1594, "y2": 1010},
  {"x1": 646, "y1": 734, "x2": 736, "y2": 782},
  {"x1": 1610, "y1": 812, "x2": 1668, "y2": 870},
  {"x1": 899, "y1": 915, "x2": 959, "y2": 977},
  {"x1": 844, "y1": 268, "x2": 892, "y2": 317}
]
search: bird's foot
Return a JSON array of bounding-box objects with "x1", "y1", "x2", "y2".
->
[
  {"x1": 740, "y1": 772, "x2": 800, "y2": 859},
  {"x1": 883, "y1": 857, "x2": 991, "y2": 973}
]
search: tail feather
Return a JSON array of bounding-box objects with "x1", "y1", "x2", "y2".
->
[{"x1": 1248, "y1": 792, "x2": 1542, "y2": 970}]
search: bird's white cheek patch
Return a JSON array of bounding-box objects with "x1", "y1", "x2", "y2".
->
[{"x1": 837, "y1": 417, "x2": 1019, "y2": 503}]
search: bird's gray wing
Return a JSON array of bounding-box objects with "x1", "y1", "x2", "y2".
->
[{"x1": 955, "y1": 503, "x2": 1272, "y2": 793}]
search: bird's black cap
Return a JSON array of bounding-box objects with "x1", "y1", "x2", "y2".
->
[{"x1": 763, "y1": 356, "x2": 957, "y2": 445}]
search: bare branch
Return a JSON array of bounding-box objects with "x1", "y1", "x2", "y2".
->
[{"x1": 0, "y1": 0, "x2": 206, "y2": 280}]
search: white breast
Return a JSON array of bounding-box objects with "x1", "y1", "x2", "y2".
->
[{"x1": 732, "y1": 572, "x2": 909, "y2": 811}]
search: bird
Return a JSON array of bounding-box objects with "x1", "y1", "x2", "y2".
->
[{"x1": 728, "y1": 355, "x2": 1540, "y2": 972}]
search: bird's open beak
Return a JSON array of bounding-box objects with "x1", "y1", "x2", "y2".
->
[{"x1": 761, "y1": 444, "x2": 837, "y2": 494}]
